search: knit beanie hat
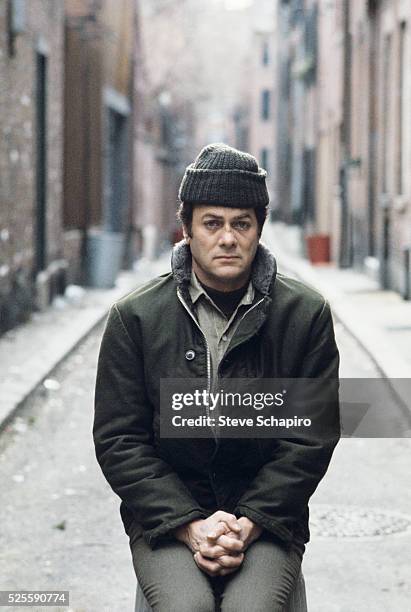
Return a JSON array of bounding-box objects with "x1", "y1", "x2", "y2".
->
[{"x1": 178, "y1": 142, "x2": 269, "y2": 208}]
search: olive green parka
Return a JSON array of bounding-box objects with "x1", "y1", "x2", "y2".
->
[{"x1": 93, "y1": 241, "x2": 340, "y2": 549}]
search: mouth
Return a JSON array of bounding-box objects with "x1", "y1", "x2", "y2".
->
[{"x1": 215, "y1": 255, "x2": 240, "y2": 260}]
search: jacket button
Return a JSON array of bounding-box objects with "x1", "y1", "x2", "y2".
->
[{"x1": 185, "y1": 349, "x2": 196, "y2": 361}]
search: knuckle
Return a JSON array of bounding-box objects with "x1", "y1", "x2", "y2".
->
[
  {"x1": 220, "y1": 555, "x2": 233, "y2": 567},
  {"x1": 205, "y1": 549, "x2": 215, "y2": 559}
]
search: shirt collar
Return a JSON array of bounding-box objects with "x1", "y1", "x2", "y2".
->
[{"x1": 189, "y1": 269, "x2": 254, "y2": 307}]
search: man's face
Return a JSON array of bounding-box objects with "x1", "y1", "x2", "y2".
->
[{"x1": 184, "y1": 205, "x2": 260, "y2": 291}]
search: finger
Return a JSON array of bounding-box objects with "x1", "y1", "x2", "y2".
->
[
  {"x1": 214, "y1": 535, "x2": 244, "y2": 552},
  {"x1": 199, "y1": 543, "x2": 226, "y2": 559},
  {"x1": 227, "y1": 519, "x2": 241, "y2": 533},
  {"x1": 216, "y1": 553, "x2": 244, "y2": 569},
  {"x1": 216, "y1": 512, "x2": 241, "y2": 532},
  {"x1": 200, "y1": 541, "x2": 242, "y2": 559},
  {"x1": 208, "y1": 519, "x2": 241, "y2": 540},
  {"x1": 225, "y1": 516, "x2": 242, "y2": 533},
  {"x1": 224, "y1": 529, "x2": 241, "y2": 536},
  {"x1": 194, "y1": 552, "x2": 222, "y2": 577},
  {"x1": 207, "y1": 522, "x2": 228, "y2": 540},
  {"x1": 218, "y1": 566, "x2": 241, "y2": 577}
]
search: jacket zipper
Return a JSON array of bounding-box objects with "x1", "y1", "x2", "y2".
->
[
  {"x1": 177, "y1": 290, "x2": 267, "y2": 444},
  {"x1": 217, "y1": 295, "x2": 266, "y2": 377},
  {"x1": 237, "y1": 295, "x2": 265, "y2": 326}
]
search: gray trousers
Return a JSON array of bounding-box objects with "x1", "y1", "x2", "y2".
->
[{"x1": 129, "y1": 523, "x2": 307, "y2": 612}]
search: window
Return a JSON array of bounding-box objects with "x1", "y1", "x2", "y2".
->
[
  {"x1": 261, "y1": 148, "x2": 269, "y2": 170},
  {"x1": 262, "y1": 40, "x2": 269, "y2": 66},
  {"x1": 261, "y1": 90, "x2": 271, "y2": 120}
]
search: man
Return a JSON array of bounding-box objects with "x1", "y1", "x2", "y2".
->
[{"x1": 93, "y1": 143, "x2": 340, "y2": 611}]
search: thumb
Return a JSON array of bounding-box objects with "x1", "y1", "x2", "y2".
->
[{"x1": 226, "y1": 517, "x2": 242, "y2": 534}]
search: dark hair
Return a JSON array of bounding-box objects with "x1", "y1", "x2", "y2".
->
[{"x1": 176, "y1": 200, "x2": 268, "y2": 237}]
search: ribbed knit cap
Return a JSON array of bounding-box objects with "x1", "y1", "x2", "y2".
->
[{"x1": 178, "y1": 143, "x2": 269, "y2": 208}]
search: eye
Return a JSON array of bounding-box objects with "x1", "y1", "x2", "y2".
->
[
  {"x1": 232, "y1": 220, "x2": 251, "y2": 230},
  {"x1": 204, "y1": 220, "x2": 222, "y2": 230}
]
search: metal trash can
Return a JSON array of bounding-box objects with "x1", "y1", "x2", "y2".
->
[{"x1": 86, "y1": 229, "x2": 124, "y2": 289}]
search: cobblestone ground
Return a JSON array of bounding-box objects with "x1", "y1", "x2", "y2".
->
[{"x1": 0, "y1": 319, "x2": 410, "y2": 611}]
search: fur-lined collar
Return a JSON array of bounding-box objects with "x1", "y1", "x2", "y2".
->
[{"x1": 171, "y1": 239, "x2": 277, "y2": 296}]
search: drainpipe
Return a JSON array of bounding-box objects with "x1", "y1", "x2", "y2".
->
[{"x1": 339, "y1": 0, "x2": 352, "y2": 268}]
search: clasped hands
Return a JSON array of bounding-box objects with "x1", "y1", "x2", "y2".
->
[{"x1": 174, "y1": 511, "x2": 263, "y2": 577}]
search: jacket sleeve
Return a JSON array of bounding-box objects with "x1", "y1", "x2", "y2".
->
[
  {"x1": 93, "y1": 303, "x2": 207, "y2": 548},
  {"x1": 233, "y1": 299, "x2": 341, "y2": 544}
]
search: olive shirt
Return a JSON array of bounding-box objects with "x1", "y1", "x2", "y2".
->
[
  {"x1": 188, "y1": 271, "x2": 255, "y2": 438},
  {"x1": 189, "y1": 270, "x2": 254, "y2": 381}
]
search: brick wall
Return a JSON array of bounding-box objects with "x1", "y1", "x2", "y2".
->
[{"x1": 0, "y1": 0, "x2": 65, "y2": 333}]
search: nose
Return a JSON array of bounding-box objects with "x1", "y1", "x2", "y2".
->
[{"x1": 218, "y1": 223, "x2": 237, "y2": 248}]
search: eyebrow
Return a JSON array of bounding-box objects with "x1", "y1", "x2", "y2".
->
[{"x1": 201, "y1": 213, "x2": 252, "y2": 221}]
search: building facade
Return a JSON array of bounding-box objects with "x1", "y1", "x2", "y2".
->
[
  {"x1": 64, "y1": 0, "x2": 136, "y2": 283},
  {"x1": 347, "y1": 0, "x2": 411, "y2": 294},
  {"x1": 247, "y1": 0, "x2": 277, "y2": 212},
  {"x1": 274, "y1": 0, "x2": 411, "y2": 296},
  {"x1": 0, "y1": 0, "x2": 65, "y2": 334}
]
